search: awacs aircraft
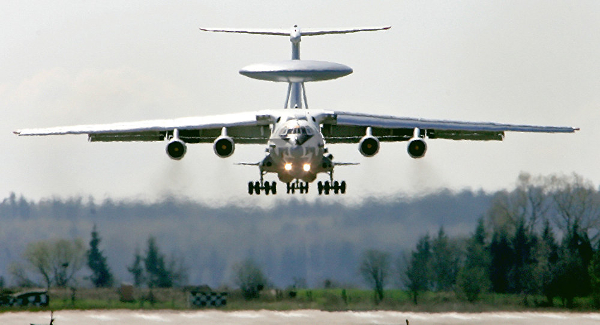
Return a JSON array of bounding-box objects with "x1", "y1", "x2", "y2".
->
[{"x1": 14, "y1": 26, "x2": 579, "y2": 195}]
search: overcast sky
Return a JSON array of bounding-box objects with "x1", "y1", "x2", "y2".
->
[{"x1": 1, "y1": 1, "x2": 598, "y2": 205}]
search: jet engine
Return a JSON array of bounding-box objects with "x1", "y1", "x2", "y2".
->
[
  {"x1": 166, "y1": 139, "x2": 187, "y2": 160},
  {"x1": 407, "y1": 138, "x2": 427, "y2": 159},
  {"x1": 358, "y1": 135, "x2": 380, "y2": 157},
  {"x1": 213, "y1": 136, "x2": 235, "y2": 158}
]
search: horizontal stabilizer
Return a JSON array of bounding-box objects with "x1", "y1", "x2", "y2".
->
[{"x1": 199, "y1": 26, "x2": 391, "y2": 37}]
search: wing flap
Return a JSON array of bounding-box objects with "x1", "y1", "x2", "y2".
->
[
  {"x1": 426, "y1": 129, "x2": 504, "y2": 141},
  {"x1": 89, "y1": 131, "x2": 166, "y2": 142}
]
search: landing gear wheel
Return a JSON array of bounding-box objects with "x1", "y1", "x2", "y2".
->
[
  {"x1": 324, "y1": 181, "x2": 331, "y2": 195},
  {"x1": 264, "y1": 182, "x2": 271, "y2": 195},
  {"x1": 254, "y1": 181, "x2": 261, "y2": 195},
  {"x1": 340, "y1": 181, "x2": 346, "y2": 194},
  {"x1": 318, "y1": 181, "x2": 324, "y2": 195},
  {"x1": 248, "y1": 182, "x2": 254, "y2": 195},
  {"x1": 271, "y1": 182, "x2": 277, "y2": 195}
]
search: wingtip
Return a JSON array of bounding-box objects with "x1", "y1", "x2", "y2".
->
[{"x1": 13, "y1": 130, "x2": 21, "y2": 135}]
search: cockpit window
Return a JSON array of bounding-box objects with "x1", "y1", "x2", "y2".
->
[{"x1": 279, "y1": 125, "x2": 315, "y2": 144}]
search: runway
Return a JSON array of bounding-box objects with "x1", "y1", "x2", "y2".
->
[{"x1": 2, "y1": 310, "x2": 600, "y2": 325}]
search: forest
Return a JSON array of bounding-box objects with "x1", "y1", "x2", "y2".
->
[{"x1": 1, "y1": 172, "x2": 599, "y2": 309}]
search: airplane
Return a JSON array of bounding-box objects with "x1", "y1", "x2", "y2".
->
[{"x1": 14, "y1": 25, "x2": 579, "y2": 196}]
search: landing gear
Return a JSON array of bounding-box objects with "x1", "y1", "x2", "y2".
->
[
  {"x1": 286, "y1": 180, "x2": 309, "y2": 194},
  {"x1": 317, "y1": 180, "x2": 346, "y2": 195},
  {"x1": 248, "y1": 170, "x2": 277, "y2": 195},
  {"x1": 248, "y1": 181, "x2": 277, "y2": 195}
]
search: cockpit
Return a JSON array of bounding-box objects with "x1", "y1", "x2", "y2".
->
[
  {"x1": 279, "y1": 125, "x2": 314, "y2": 145},
  {"x1": 279, "y1": 125, "x2": 314, "y2": 136}
]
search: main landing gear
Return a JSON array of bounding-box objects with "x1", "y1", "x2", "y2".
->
[
  {"x1": 317, "y1": 180, "x2": 346, "y2": 195},
  {"x1": 248, "y1": 181, "x2": 277, "y2": 195}
]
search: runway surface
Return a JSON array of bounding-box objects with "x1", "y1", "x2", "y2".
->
[{"x1": 2, "y1": 310, "x2": 600, "y2": 325}]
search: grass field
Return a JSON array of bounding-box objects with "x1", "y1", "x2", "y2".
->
[{"x1": 1, "y1": 287, "x2": 597, "y2": 313}]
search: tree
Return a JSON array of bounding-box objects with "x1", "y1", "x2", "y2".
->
[
  {"x1": 87, "y1": 224, "x2": 114, "y2": 288},
  {"x1": 589, "y1": 241, "x2": 600, "y2": 308},
  {"x1": 553, "y1": 221, "x2": 593, "y2": 308},
  {"x1": 548, "y1": 173, "x2": 600, "y2": 237},
  {"x1": 405, "y1": 234, "x2": 432, "y2": 304},
  {"x1": 22, "y1": 238, "x2": 86, "y2": 289},
  {"x1": 457, "y1": 218, "x2": 490, "y2": 302},
  {"x1": 487, "y1": 173, "x2": 549, "y2": 235},
  {"x1": 431, "y1": 227, "x2": 459, "y2": 291},
  {"x1": 536, "y1": 220, "x2": 560, "y2": 305},
  {"x1": 508, "y1": 218, "x2": 537, "y2": 294},
  {"x1": 359, "y1": 249, "x2": 391, "y2": 303},
  {"x1": 127, "y1": 247, "x2": 145, "y2": 287},
  {"x1": 489, "y1": 227, "x2": 512, "y2": 293},
  {"x1": 144, "y1": 236, "x2": 172, "y2": 288},
  {"x1": 232, "y1": 258, "x2": 268, "y2": 300}
]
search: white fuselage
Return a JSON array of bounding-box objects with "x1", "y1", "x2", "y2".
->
[{"x1": 261, "y1": 110, "x2": 327, "y2": 183}]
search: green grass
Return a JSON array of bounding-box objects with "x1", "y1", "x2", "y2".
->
[{"x1": 1, "y1": 287, "x2": 598, "y2": 313}]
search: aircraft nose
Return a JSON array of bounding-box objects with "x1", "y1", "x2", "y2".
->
[{"x1": 290, "y1": 144, "x2": 304, "y2": 158}]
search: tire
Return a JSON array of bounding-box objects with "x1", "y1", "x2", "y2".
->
[{"x1": 255, "y1": 181, "x2": 261, "y2": 195}]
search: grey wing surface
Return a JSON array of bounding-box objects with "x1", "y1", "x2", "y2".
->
[
  {"x1": 14, "y1": 111, "x2": 275, "y2": 144},
  {"x1": 322, "y1": 111, "x2": 579, "y2": 143}
]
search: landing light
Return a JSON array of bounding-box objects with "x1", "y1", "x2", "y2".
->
[
  {"x1": 303, "y1": 164, "x2": 311, "y2": 172},
  {"x1": 284, "y1": 163, "x2": 293, "y2": 171}
]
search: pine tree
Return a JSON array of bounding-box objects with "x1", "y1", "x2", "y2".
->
[
  {"x1": 431, "y1": 227, "x2": 459, "y2": 291},
  {"x1": 405, "y1": 234, "x2": 432, "y2": 304},
  {"x1": 489, "y1": 227, "x2": 512, "y2": 293},
  {"x1": 509, "y1": 219, "x2": 537, "y2": 294},
  {"x1": 457, "y1": 218, "x2": 490, "y2": 302},
  {"x1": 127, "y1": 247, "x2": 145, "y2": 287},
  {"x1": 87, "y1": 224, "x2": 114, "y2": 288},
  {"x1": 144, "y1": 237, "x2": 172, "y2": 288},
  {"x1": 535, "y1": 220, "x2": 559, "y2": 305}
]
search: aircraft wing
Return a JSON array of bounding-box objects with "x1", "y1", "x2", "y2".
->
[
  {"x1": 14, "y1": 111, "x2": 275, "y2": 144},
  {"x1": 321, "y1": 111, "x2": 579, "y2": 143}
]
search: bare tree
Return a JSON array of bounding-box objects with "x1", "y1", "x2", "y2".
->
[
  {"x1": 547, "y1": 174, "x2": 600, "y2": 239},
  {"x1": 22, "y1": 238, "x2": 85, "y2": 289},
  {"x1": 360, "y1": 249, "x2": 391, "y2": 304},
  {"x1": 487, "y1": 172, "x2": 550, "y2": 234}
]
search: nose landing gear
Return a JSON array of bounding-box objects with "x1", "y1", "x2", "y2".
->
[{"x1": 286, "y1": 180, "x2": 309, "y2": 194}]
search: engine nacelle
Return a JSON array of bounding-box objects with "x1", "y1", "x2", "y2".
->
[
  {"x1": 358, "y1": 135, "x2": 380, "y2": 157},
  {"x1": 166, "y1": 139, "x2": 187, "y2": 160},
  {"x1": 213, "y1": 136, "x2": 235, "y2": 158},
  {"x1": 407, "y1": 138, "x2": 427, "y2": 159}
]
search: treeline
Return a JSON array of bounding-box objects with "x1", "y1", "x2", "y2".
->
[
  {"x1": 1, "y1": 172, "x2": 599, "y2": 309},
  {"x1": 0, "y1": 188, "x2": 491, "y2": 288},
  {"x1": 400, "y1": 173, "x2": 600, "y2": 308}
]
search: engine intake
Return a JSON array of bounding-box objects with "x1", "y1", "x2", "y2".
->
[
  {"x1": 407, "y1": 138, "x2": 427, "y2": 159},
  {"x1": 166, "y1": 139, "x2": 187, "y2": 160},
  {"x1": 359, "y1": 135, "x2": 380, "y2": 157},
  {"x1": 213, "y1": 136, "x2": 235, "y2": 158}
]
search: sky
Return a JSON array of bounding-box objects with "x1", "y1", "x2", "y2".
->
[{"x1": 1, "y1": 1, "x2": 599, "y2": 205}]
